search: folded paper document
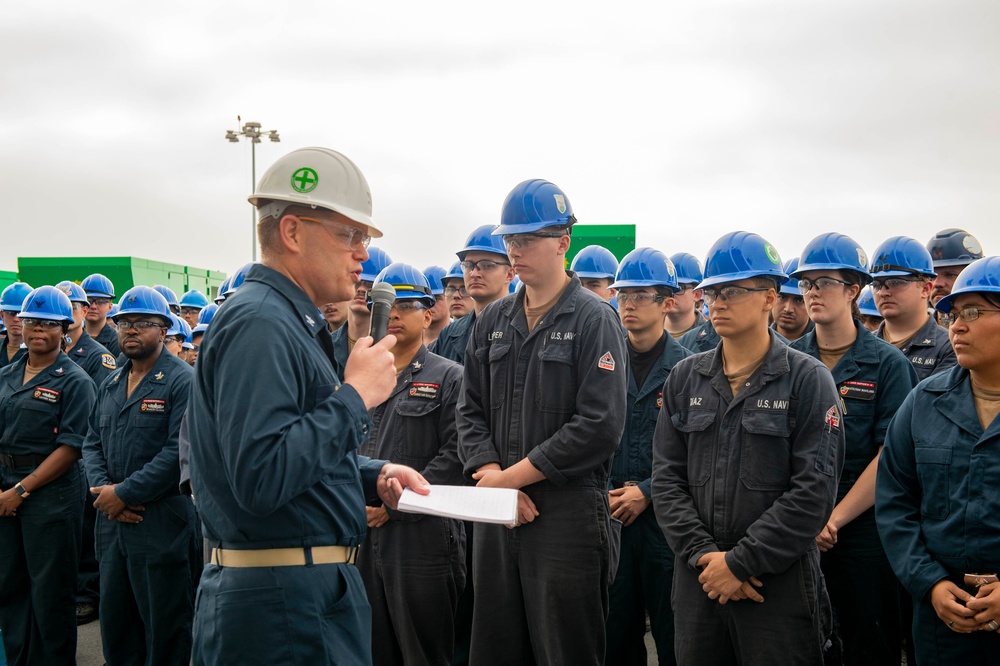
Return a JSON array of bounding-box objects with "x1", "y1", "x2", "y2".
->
[{"x1": 396, "y1": 485, "x2": 518, "y2": 526}]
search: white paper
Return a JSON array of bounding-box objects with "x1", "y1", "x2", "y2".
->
[{"x1": 396, "y1": 485, "x2": 518, "y2": 526}]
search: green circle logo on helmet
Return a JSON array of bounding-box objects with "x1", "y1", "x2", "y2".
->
[
  {"x1": 372, "y1": 263, "x2": 435, "y2": 308},
  {"x1": 493, "y1": 179, "x2": 576, "y2": 236},
  {"x1": 934, "y1": 256, "x2": 1000, "y2": 314},
  {"x1": 699, "y1": 231, "x2": 788, "y2": 289},
  {"x1": 114, "y1": 286, "x2": 172, "y2": 325},
  {"x1": 792, "y1": 232, "x2": 873, "y2": 285},
  {"x1": 17, "y1": 286, "x2": 74, "y2": 323},
  {"x1": 870, "y1": 236, "x2": 936, "y2": 278},
  {"x1": 249, "y1": 147, "x2": 383, "y2": 238},
  {"x1": 611, "y1": 248, "x2": 680, "y2": 291}
]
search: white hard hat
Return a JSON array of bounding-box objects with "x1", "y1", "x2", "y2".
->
[{"x1": 248, "y1": 147, "x2": 382, "y2": 238}]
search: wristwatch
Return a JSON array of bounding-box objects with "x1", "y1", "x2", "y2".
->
[{"x1": 14, "y1": 483, "x2": 30, "y2": 499}]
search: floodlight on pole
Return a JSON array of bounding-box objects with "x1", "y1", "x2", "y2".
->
[{"x1": 224, "y1": 119, "x2": 281, "y2": 261}]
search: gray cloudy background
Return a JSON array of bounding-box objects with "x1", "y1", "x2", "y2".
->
[{"x1": 2, "y1": 1, "x2": 997, "y2": 278}]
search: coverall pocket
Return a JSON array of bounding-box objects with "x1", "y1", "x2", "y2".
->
[
  {"x1": 215, "y1": 586, "x2": 296, "y2": 662},
  {"x1": 486, "y1": 342, "x2": 510, "y2": 408},
  {"x1": 740, "y1": 410, "x2": 792, "y2": 491},
  {"x1": 392, "y1": 398, "x2": 441, "y2": 461},
  {"x1": 671, "y1": 409, "x2": 715, "y2": 485},
  {"x1": 18, "y1": 399, "x2": 60, "y2": 440},
  {"x1": 914, "y1": 446, "x2": 951, "y2": 519},
  {"x1": 536, "y1": 341, "x2": 576, "y2": 413}
]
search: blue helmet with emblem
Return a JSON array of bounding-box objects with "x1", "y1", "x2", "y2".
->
[
  {"x1": 870, "y1": 236, "x2": 936, "y2": 278},
  {"x1": 18, "y1": 285, "x2": 74, "y2": 323},
  {"x1": 81, "y1": 273, "x2": 115, "y2": 299},
  {"x1": 444, "y1": 261, "x2": 465, "y2": 283},
  {"x1": 669, "y1": 253, "x2": 704, "y2": 286},
  {"x1": 571, "y1": 245, "x2": 620, "y2": 280},
  {"x1": 927, "y1": 228, "x2": 985, "y2": 268},
  {"x1": 55, "y1": 280, "x2": 90, "y2": 305},
  {"x1": 1, "y1": 282, "x2": 34, "y2": 312},
  {"x1": 700, "y1": 231, "x2": 788, "y2": 289},
  {"x1": 934, "y1": 257, "x2": 1000, "y2": 314},
  {"x1": 197, "y1": 303, "x2": 219, "y2": 325},
  {"x1": 792, "y1": 232, "x2": 872, "y2": 285},
  {"x1": 114, "y1": 286, "x2": 172, "y2": 324},
  {"x1": 611, "y1": 247, "x2": 679, "y2": 290},
  {"x1": 179, "y1": 289, "x2": 209, "y2": 309},
  {"x1": 223, "y1": 263, "x2": 256, "y2": 297},
  {"x1": 779, "y1": 258, "x2": 802, "y2": 296},
  {"x1": 152, "y1": 285, "x2": 180, "y2": 308},
  {"x1": 494, "y1": 179, "x2": 576, "y2": 235},
  {"x1": 360, "y1": 247, "x2": 393, "y2": 283},
  {"x1": 422, "y1": 266, "x2": 447, "y2": 296},
  {"x1": 373, "y1": 263, "x2": 435, "y2": 307},
  {"x1": 857, "y1": 286, "x2": 880, "y2": 317},
  {"x1": 215, "y1": 276, "x2": 232, "y2": 304},
  {"x1": 458, "y1": 225, "x2": 507, "y2": 260}
]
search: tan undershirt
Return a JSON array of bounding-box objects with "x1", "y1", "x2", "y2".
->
[
  {"x1": 524, "y1": 277, "x2": 570, "y2": 332},
  {"x1": 723, "y1": 353, "x2": 767, "y2": 397},
  {"x1": 883, "y1": 329, "x2": 917, "y2": 352},
  {"x1": 127, "y1": 371, "x2": 146, "y2": 399},
  {"x1": 8, "y1": 344, "x2": 20, "y2": 362},
  {"x1": 971, "y1": 380, "x2": 1000, "y2": 431},
  {"x1": 818, "y1": 342, "x2": 854, "y2": 372},
  {"x1": 22, "y1": 362, "x2": 44, "y2": 385}
]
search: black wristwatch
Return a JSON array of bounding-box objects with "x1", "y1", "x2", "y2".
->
[{"x1": 14, "y1": 483, "x2": 30, "y2": 499}]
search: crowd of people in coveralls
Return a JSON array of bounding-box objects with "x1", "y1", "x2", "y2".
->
[{"x1": 0, "y1": 145, "x2": 998, "y2": 666}]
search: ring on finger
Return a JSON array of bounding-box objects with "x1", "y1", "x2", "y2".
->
[{"x1": 988, "y1": 620, "x2": 1000, "y2": 632}]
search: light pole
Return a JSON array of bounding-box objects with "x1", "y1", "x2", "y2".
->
[{"x1": 225, "y1": 120, "x2": 280, "y2": 261}]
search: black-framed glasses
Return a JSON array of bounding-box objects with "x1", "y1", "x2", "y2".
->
[
  {"x1": 298, "y1": 216, "x2": 372, "y2": 250},
  {"x1": 501, "y1": 232, "x2": 566, "y2": 250},
  {"x1": 797, "y1": 276, "x2": 851, "y2": 294},
  {"x1": 871, "y1": 276, "x2": 924, "y2": 293},
  {"x1": 116, "y1": 320, "x2": 165, "y2": 332},
  {"x1": 180, "y1": 307, "x2": 202, "y2": 316},
  {"x1": 943, "y1": 307, "x2": 1000, "y2": 326},
  {"x1": 19, "y1": 318, "x2": 63, "y2": 330},
  {"x1": 616, "y1": 292, "x2": 666, "y2": 306},
  {"x1": 444, "y1": 286, "x2": 470, "y2": 297},
  {"x1": 460, "y1": 259, "x2": 510, "y2": 273},
  {"x1": 391, "y1": 301, "x2": 428, "y2": 313},
  {"x1": 702, "y1": 286, "x2": 770, "y2": 306},
  {"x1": 88, "y1": 298, "x2": 112, "y2": 307},
  {"x1": 674, "y1": 284, "x2": 697, "y2": 293}
]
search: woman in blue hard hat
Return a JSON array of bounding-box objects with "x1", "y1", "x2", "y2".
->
[
  {"x1": 876, "y1": 256, "x2": 1000, "y2": 665},
  {"x1": 0, "y1": 286, "x2": 97, "y2": 664},
  {"x1": 789, "y1": 232, "x2": 919, "y2": 665},
  {"x1": 0, "y1": 282, "x2": 33, "y2": 369}
]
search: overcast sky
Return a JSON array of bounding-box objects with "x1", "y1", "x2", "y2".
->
[{"x1": 2, "y1": 1, "x2": 997, "y2": 280}]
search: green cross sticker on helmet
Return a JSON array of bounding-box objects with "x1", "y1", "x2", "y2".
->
[
  {"x1": 291, "y1": 167, "x2": 319, "y2": 193},
  {"x1": 554, "y1": 194, "x2": 567, "y2": 215},
  {"x1": 765, "y1": 243, "x2": 780, "y2": 264}
]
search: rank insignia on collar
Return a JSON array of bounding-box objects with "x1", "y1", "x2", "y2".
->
[
  {"x1": 154, "y1": 372, "x2": 165, "y2": 380},
  {"x1": 54, "y1": 367, "x2": 65, "y2": 375},
  {"x1": 113, "y1": 372, "x2": 121, "y2": 382},
  {"x1": 921, "y1": 339, "x2": 932, "y2": 344},
  {"x1": 411, "y1": 361, "x2": 423, "y2": 370},
  {"x1": 305, "y1": 314, "x2": 315, "y2": 326},
  {"x1": 75, "y1": 347, "x2": 85, "y2": 355}
]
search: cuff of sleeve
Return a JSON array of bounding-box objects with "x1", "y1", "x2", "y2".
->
[
  {"x1": 688, "y1": 546, "x2": 718, "y2": 571},
  {"x1": 462, "y1": 451, "x2": 500, "y2": 479},
  {"x1": 912, "y1": 563, "x2": 952, "y2": 602},
  {"x1": 55, "y1": 435, "x2": 84, "y2": 450},
  {"x1": 527, "y1": 448, "x2": 565, "y2": 486},
  {"x1": 725, "y1": 550, "x2": 750, "y2": 583},
  {"x1": 114, "y1": 482, "x2": 139, "y2": 507},
  {"x1": 334, "y1": 384, "x2": 374, "y2": 441},
  {"x1": 638, "y1": 479, "x2": 652, "y2": 499}
]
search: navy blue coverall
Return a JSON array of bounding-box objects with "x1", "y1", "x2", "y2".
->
[
  {"x1": 188, "y1": 264, "x2": 389, "y2": 666},
  {"x1": 429, "y1": 309, "x2": 475, "y2": 365},
  {"x1": 82, "y1": 349, "x2": 196, "y2": 666},
  {"x1": 0, "y1": 354, "x2": 95, "y2": 665},
  {"x1": 877, "y1": 314, "x2": 956, "y2": 381}
]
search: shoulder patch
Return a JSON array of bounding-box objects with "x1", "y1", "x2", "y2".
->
[
  {"x1": 102, "y1": 353, "x2": 117, "y2": 370},
  {"x1": 824, "y1": 405, "x2": 841, "y2": 430},
  {"x1": 598, "y1": 351, "x2": 616, "y2": 371}
]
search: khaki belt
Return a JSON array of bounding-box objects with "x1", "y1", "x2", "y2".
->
[{"x1": 210, "y1": 545, "x2": 357, "y2": 568}]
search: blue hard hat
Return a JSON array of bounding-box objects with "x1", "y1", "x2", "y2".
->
[
  {"x1": 107, "y1": 304, "x2": 118, "y2": 320},
  {"x1": 870, "y1": 236, "x2": 936, "y2": 278},
  {"x1": 192, "y1": 323, "x2": 209, "y2": 336},
  {"x1": 699, "y1": 231, "x2": 788, "y2": 289},
  {"x1": 669, "y1": 253, "x2": 704, "y2": 286},
  {"x1": 494, "y1": 179, "x2": 576, "y2": 235},
  {"x1": 935, "y1": 257, "x2": 1000, "y2": 314},
  {"x1": 444, "y1": 261, "x2": 465, "y2": 282},
  {"x1": 197, "y1": 303, "x2": 219, "y2": 325},
  {"x1": 857, "y1": 286, "x2": 880, "y2": 317},
  {"x1": 223, "y1": 263, "x2": 256, "y2": 297},
  {"x1": 927, "y1": 228, "x2": 985, "y2": 268},
  {"x1": 55, "y1": 280, "x2": 90, "y2": 305},
  {"x1": 779, "y1": 258, "x2": 802, "y2": 296},
  {"x1": 1, "y1": 282, "x2": 34, "y2": 312},
  {"x1": 422, "y1": 266, "x2": 447, "y2": 296},
  {"x1": 215, "y1": 276, "x2": 232, "y2": 304},
  {"x1": 457, "y1": 225, "x2": 507, "y2": 260},
  {"x1": 152, "y1": 285, "x2": 180, "y2": 308},
  {"x1": 509, "y1": 276, "x2": 521, "y2": 294},
  {"x1": 360, "y1": 247, "x2": 393, "y2": 283},
  {"x1": 609, "y1": 295, "x2": 619, "y2": 311},
  {"x1": 166, "y1": 313, "x2": 184, "y2": 337},
  {"x1": 373, "y1": 263, "x2": 435, "y2": 306},
  {"x1": 81, "y1": 273, "x2": 115, "y2": 299},
  {"x1": 18, "y1": 286, "x2": 74, "y2": 323},
  {"x1": 114, "y1": 286, "x2": 172, "y2": 323},
  {"x1": 179, "y1": 290, "x2": 209, "y2": 309},
  {"x1": 571, "y1": 245, "x2": 620, "y2": 280},
  {"x1": 793, "y1": 232, "x2": 872, "y2": 285},
  {"x1": 611, "y1": 248, "x2": 679, "y2": 290}
]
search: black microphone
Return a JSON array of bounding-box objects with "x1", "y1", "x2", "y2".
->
[{"x1": 368, "y1": 282, "x2": 396, "y2": 343}]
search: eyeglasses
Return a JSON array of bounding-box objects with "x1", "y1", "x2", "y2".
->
[
  {"x1": 19, "y1": 318, "x2": 63, "y2": 330},
  {"x1": 943, "y1": 307, "x2": 1000, "y2": 326},
  {"x1": 391, "y1": 301, "x2": 428, "y2": 313},
  {"x1": 444, "y1": 286, "x2": 470, "y2": 297},
  {"x1": 501, "y1": 232, "x2": 566, "y2": 250},
  {"x1": 298, "y1": 216, "x2": 372, "y2": 250},
  {"x1": 116, "y1": 320, "x2": 164, "y2": 332},
  {"x1": 616, "y1": 292, "x2": 666, "y2": 306},
  {"x1": 797, "y1": 276, "x2": 851, "y2": 294},
  {"x1": 674, "y1": 284, "x2": 697, "y2": 293},
  {"x1": 180, "y1": 307, "x2": 202, "y2": 316},
  {"x1": 461, "y1": 259, "x2": 510, "y2": 273},
  {"x1": 702, "y1": 286, "x2": 771, "y2": 306},
  {"x1": 88, "y1": 298, "x2": 111, "y2": 307},
  {"x1": 871, "y1": 277, "x2": 924, "y2": 293}
]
